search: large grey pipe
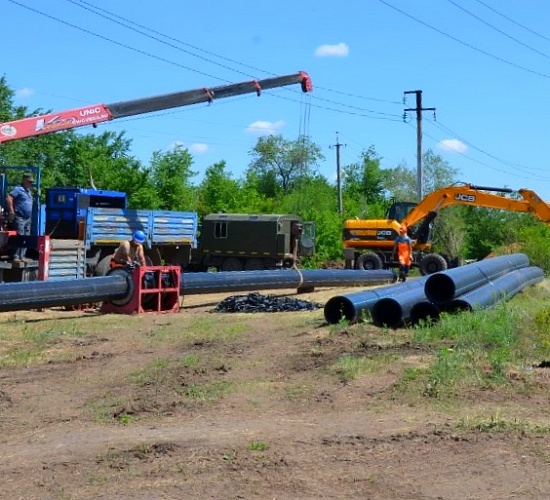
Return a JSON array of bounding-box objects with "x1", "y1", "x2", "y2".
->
[
  {"x1": 0, "y1": 271, "x2": 132, "y2": 313},
  {"x1": 324, "y1": 276, "x2": 429, "y2": 325},
  {"x1": 181, "y1": 268, "x2": 395, "y2": 295},
  {"x1": 443, "y1": 266, "x2": 544, "y2": 313},
  {"x1": 424, "y1": 253, "x2": 530, "y2": 305}
]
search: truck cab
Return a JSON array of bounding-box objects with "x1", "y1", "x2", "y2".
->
[{"x1": 44, "y1": 187, "x2": 127, "y2": 239}]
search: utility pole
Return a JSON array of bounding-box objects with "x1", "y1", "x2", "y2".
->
[
  {"x1": 330, "y1": 132, "x2": 346, "y2": 214},
  {"x1": 404, "y1": 90, "x2": 435, "y2": 201}
]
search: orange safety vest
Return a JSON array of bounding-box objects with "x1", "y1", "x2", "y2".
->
[{"x1": 395, "y1": 236, "x2": 412, "y2": 266}]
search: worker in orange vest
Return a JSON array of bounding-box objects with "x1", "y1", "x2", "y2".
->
[{"x1": 392, "y1": 225, "x2": 413, "y2": 282}]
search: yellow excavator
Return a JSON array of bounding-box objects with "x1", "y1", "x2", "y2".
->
[{"x1": 343, "y1": 183, "x2": 550, "y2": 275}]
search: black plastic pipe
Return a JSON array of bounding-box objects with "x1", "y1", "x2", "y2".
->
[
  {"x1": 0, "y1": 268, "x2": 393, "y2": 314},
  {"x1": 181, "y1": 268, "x2": 396, "y2": 295},
  {"x1": 324, "y1": 276, "x2": 429, "y2": 324},
  {"x1": 371, "y1": 284, "x2": 432, "y2": 328},
  {"x1": 0, "y1": 272, "x2": 132, "y2": 313},
  {"x1": 409, "y1": 301, "x2": 441, "y2": 326},
  {"x1": 443, "y1": 266, "x2": 544, "y2": 313},
  {"x1": 424, "y1": 253, "x2": 530, "y2": 305}
]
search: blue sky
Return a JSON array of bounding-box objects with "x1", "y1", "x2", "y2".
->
[{"x1": 3, "y1": 0, "x2": 550, "y2": 200}]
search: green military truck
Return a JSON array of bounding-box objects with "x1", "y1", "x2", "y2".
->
[{"x1": 189, "y1": 213, "x2": 315, "y2": 271}]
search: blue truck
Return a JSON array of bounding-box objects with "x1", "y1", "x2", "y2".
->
[
  {"x1": 44, "y1": 186, "x2": 199, "y2": 278},
  {"x1": 0, "y1": 166, "x2": 198, "y2": 281}
]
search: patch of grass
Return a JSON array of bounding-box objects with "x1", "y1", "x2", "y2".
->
[
  {"x1": 457, "y1": 414, "x2": 550, "y2": 434},
  {"x1": 0, "y1": 321, "x2": 91, "y2": 367},
  {"x1": 328, "y1": 353, "x2": 398, "y2": 383},
  {"x1": 248, "y1": 440, "x2": 269, "y2": 451},
  {"x1": 117, "y1": 413, "x2": 134, "y2": 425},
  {"x1": 181, "y1": 355, "x2": 200, "y2": 367},
  {"x1": 131, "y1": 357, "x2": 170, "y2": 387},
  {"x1": 184, "y1": 380, "x2": 233, "y2": 401},
  {"x1": 284, "y1": 382, "x2": 314, "y2": 401},
  {"x1": 87, "y1": 393, "x2": 133, "y2": 423}
]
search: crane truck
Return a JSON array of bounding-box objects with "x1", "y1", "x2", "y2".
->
[
  {"x1": 343, "y1": 183, "x2": 550, "y2": 275},
  {"x1": 0, "y1": 72, "x2": 314, "y2": 281}
]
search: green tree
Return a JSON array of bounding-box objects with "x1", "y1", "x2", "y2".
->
[
  {"x1": 343, "y1": 146, "x2": 385, "y2": 218},
  {"x1": 149, "y1": 146, "x2": 198, "y2": 211},
  {"x1": 197, "y1": 160, "x2": 242, "y2": 214},
  {"x1": 247, "y1": 135, "x2": 324, "y2": 196},
  {"x1": 463, "y1": 208, "x2": 536, "y2": 260},
  {"x1": 380, "y1": 161, "x2": 417, "y2": 202},
  {"x1": 422, "y1": 149, "x2": 459, "y2": 194}
]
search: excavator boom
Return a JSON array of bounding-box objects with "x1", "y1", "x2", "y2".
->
[{"x1": 0, "y1": 71, "x2": 312, "y2": 143}]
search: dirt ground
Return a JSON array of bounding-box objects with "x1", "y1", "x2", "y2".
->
[{"x1": 1, "y1": 284, "x2": 550, "y2": 499}]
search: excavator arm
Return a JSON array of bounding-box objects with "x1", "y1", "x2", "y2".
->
[
  {"x1": 0, "y1": 71, "x2": 312, "y2": 143},
  {"x1": 401, "y1": 184, "x2": 550, "y2": 229}
]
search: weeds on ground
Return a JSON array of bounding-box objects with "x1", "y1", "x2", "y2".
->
[
  {"x1": 0, "y1": 321, "x2": 89, "y2": 367},
  {"x1": 329, "y1": 353, "x2": 398, "y2": 383},
  {"x1": 395, "y1": 284, "x2": 550, "y2": 400},
  {"x1": 457, "y1": 414, "x2": 550, "y2": 434}
]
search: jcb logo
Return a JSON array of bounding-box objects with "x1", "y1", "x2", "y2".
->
[
  {"x1": 376, "y1": 230, "x2": 393, "y2": 239},
  {"x1": 455, "y1": 193, "x2": 476, "y2": 202}
]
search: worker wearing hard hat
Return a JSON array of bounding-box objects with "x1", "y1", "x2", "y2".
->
[
  {"x1": 392, "y1": 225, "x2": 413, "y2": 282},
  {"x1": 110, "y1": 230, "x2": 147, "y2": 269}
]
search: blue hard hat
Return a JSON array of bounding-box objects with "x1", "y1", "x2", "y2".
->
[{"x1": 132, "y1": 230, "x2": 146, "y2": 244}]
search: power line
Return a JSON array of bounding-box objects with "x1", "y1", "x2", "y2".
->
[
  {"x1": 419, "y1": 121, "x2": 550, "y2": 183},
  {"x1": 443, "y1": 0, "x2": 550, "y2": 61},
  {"x1": 472, "y1": 0, "x2": 550, "y2": 45},
  {"x1": 65, "y1": 0, "x2": 264, "y2": 80},
  {"x1": 377, "y1": 0, "x2": 550, "y2": 79},
  {"x1": 6, "y1": 0, "x2": 225, "y2": 82}
]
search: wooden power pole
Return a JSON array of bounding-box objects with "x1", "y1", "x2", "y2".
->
[
  {"x1": 404, "y1": 90, "x2": 435, "y2": 201},
  {"x1": 330, "y1": 132, "x2": 346, "y2": 214}
]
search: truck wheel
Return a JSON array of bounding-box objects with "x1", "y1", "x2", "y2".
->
[
  {"x1": 221, "y1": 257, "x2": 244, "y2": 272},
  {"x1": 419, "y1": 253, "x2": 448, "y2": 276},
  {"x1": 355, "y1": 252, "x2": 383, "y2": 271},
  {"x1": 245, "y1": 258, "x2": 264, "y2": 271}
]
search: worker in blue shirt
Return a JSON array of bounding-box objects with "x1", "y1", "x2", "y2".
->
[{"x1": 6, "y1": 172, "x2": 34, "y2": 262}]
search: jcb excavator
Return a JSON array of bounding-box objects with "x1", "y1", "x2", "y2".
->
[{"x1": 343, "y1": 183, "x2": 550, "y2": 275}]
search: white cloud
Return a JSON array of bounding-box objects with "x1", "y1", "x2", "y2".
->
[
  {"x1": 169, "y1": 141, "x2": 208, "y2": 154},
  {"x1": 189, "y1": 143, "x2": 208, "y2": 154},
  {"x1": 315, "y1": 43, "x2": 349, "y2": 57},
  {"x1": 15, "y1": 87, "x2": 34, "y2": 99},
  {"x1": 245, "y1": 120, "x2": 285, "y2": 136},
  {"x1": 438, "y1": 139, "x2": 467, "y2": 154}
]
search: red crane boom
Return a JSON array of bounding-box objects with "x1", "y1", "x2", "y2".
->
[{"x1": 0, "y1": 71, "x2": 312, "y2": 143}]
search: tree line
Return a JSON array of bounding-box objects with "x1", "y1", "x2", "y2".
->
[{"x1": 1, "y1": 76, "x2": 549, "y2": 270}]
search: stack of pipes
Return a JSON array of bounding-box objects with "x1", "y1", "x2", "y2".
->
[{"x1": 323, "y1": 254, "x2": 544, "y2": 328}]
